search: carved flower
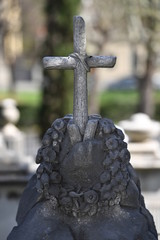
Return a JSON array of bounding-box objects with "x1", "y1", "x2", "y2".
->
[
  {"x1": 42, "y1": 147, "x2": 57, "y2": 163},
  {"x1": 103, "y1": 124, "x2": 112, "y2": 134},
  {"x1": 51, "y1": 130, "x2": 59, "y2": 140},
  {"x1": 93, "y1": 183, "x2": 101, "y2": 191},
  {"x1": 50, "y1": 171, "x2": 61, "y2": 183},
  {"x1": 59, "y1": 188, "x2": 67, "y2": 198},
  {"x1": 40, "y1": 173, "x2": 49, "y2": 187},
  {"x1": 100, "y1": 119, "x2": 112, "y2": 134},
  {"x1": 43, "y1": 162, "x2": 52, "y2": 174},
  {"x1": 114, "y1": 194, "x2": 121, "y2": 205},
  {"x1": 60, "y1": 196, "x2": 73, "y2": 210},
  {"x1": 44, "y1": 128, "x2": 52, "y2": 135},
  {"x1": 107, "y1": 119, "x2": 116, "y2": 132},
  {"x1": 49, "y1": 196, "x2": 58, "y2": 209},
  {"x1": 36, "y1": 148, "x2": 43, "y2": 164},
  {"x1": 42, "y1": 134, "x2": 52, "y2": 146},
  {"x1": 52, "y1": 141, "x2": 60, "y2": 153},
  {"x1": 110, "y1": 161, "x2": 120, "y2": 176},
  {"x1": 102, "y1": 192, "x2": 111, "y2": 201},
  {"x1": 121, "y1": 179, "x2": 128, "y2": 187},
  {"x1": 100, "y1": 171, "x2": 111, "y2": 184},
  {"x1": 122, "y1": 171, "x2": 130, "y2": 181},
  {"x1": 52, "y1": 118, "x2": 65, "y2": 131},
  {"x1": 105, "y1": 137, "x2": 118, "y2": 150},
  {"x1": 109, "y1": 150, "x2": 119, "y2": 160},
  {"x1": 81, "y1": 203, "x2": 91, "y2": 213},
  {"x1": 110, "y1": 191, "x2": 116, "y2": 199},
  {"x1": 118, "y1": 184, "x2": 126, "y2": 191},
  {"x1": 115, "y1": 171, "x2": 123, "y2": 183},
  {"x1": 64, "y1": 114, "x2": 73, "y2": 120},
  {"x1": 109, "y1": 199, "x2": 115, "y2": 206},
  {"x1": 116, "y1": 128, "x2": 125, "y2": 140},
  {"x1": 100, "y1": 186, "x2": 112, "y2": 201},
  {"x1": 57, "y1": 132, "x2": 64, "y2": 143},
  {"x1": 100, "y1": 184, "x2": 112, "y2": 200},
  {"x1": 84, "y1": 190, "x2": 98, "y2": 204},
  {"x1": 103, "y1": 156, "x2": 113, "y2": 169},
  {"x1": 100, "y1": 119, "x2": 115, "y2": 134},
  {"x1": 121, "y1": 164, "x2": 127, "y2": 172},
  {"x1": 49, "y1": 149, "x2": 57, "y2": 162},
  {"x1": 110, "y1": 178, "x2": 117, "y2": 187},
  {"x1": 119, "y1": 148, "x2": 130, "y2": 162},
  {"x1": 88, "y1": 205, "x2": 97, "y2": 216}
]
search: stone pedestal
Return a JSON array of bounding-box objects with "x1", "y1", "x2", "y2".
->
[
  {"x1": 0, "y1": 170, "x2": 30, "y2": 240},
  {"x1": 119, "y1": 113, "x2": 160, "y2": 142},
  {"x1": 7, "y1": 115, "x2": 158, "y2": 240}
]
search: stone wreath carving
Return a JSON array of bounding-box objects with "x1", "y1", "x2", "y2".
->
[
  {"x1": 36, "y1": 114, "x2": 132, "y2": 218},
  {"x1": 8, "y1": 115, "x2": 158, "y2": 240}
]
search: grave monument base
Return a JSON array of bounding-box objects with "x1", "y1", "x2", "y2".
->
[{"x1": 8, "y1": 115, "x2": 157, "y2": 240}]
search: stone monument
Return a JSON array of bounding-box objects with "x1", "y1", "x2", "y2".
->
[
  {"x1": 1, "y1": 98, "x2": 23, "y2": 158},
  {"x1": 8, "y1": 16, "x2": 158, "y2": 240},
  {"x1": 0, "y1": 98, "x2": 36, "y2": 171},
  {"x1": 0, "y1": 99, "x2": 36, "y2": 240},
  {"x1": 119, "y1": 113, "x2": 160, "y2": 166}
]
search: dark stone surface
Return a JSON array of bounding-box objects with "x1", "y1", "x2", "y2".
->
[{"x1": 8, "y1": 115, "x2": 158, "y2": 240}]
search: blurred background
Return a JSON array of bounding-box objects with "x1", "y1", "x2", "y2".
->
[{"x1": 0, "y1": 0, "x2": 160, "y2": 239}]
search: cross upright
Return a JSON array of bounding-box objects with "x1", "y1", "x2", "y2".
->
[{"x1": 43, "y1": 16, "x2": 116, "y2": 135}]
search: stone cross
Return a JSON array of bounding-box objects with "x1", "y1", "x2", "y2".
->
[{"x1": 43, "y1": 16, "x2": 116, "y2": 134}]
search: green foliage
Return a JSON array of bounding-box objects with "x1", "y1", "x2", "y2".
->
[
  {"x1": 40, "y1": 0, "x2": 80, "y2": 136},
  {"x1": 154, "y1": 90, "x2": 160, "y2": 121},
  {"x1": 0, "y1": 91, "x2": 42, "y2": 107},
  {"x1": 18, "y1": 105, "x2": 40, "y2": 128},
  {"x1": 1, "y1": 90, "x2": 160, "y2": 129},
  {"x1": 99, "y1": 90, "x2": 160, "y2": 123},
  {"x1": 0, "y1": 91, "x2": 42, "y2": 129}
]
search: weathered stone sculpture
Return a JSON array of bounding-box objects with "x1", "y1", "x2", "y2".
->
[{"x1": 8, "y1": 16, "x2": 158, "y2": 240}]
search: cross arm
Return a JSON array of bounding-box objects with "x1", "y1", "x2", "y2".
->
[
  {"x1": 43, "y1": 55, "x2": 116, "y2": 70},
  {"x1": 43, "y1": 56, "x2": 76, "y2": 70},
  {"x1": 87, "y1": 56, "x2": 116, "y2": 68}
]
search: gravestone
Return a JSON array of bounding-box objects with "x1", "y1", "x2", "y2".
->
[
  {"x1": 8, "y1": 16, "x2": 158, "y2": 240},
  {"x1": 0, "y1": 99, "x2": 35, "y2": 240},
  {"x1": 119, "y1": 113, "x2": 160, "y2": 143},
  {"x1": 1, "y1": 98, "x2": 24, "y2": 160},
  {"x1": 119, "y1": 113, "x2": 160, "y2": 167},
  {"x1": 0, "y1": 98, "x2": 35, "y2": 171}
]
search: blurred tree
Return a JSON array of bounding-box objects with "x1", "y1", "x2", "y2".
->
[
  {"x1": 39, "y1": 0, "x2": 80, "y2": 136},
  {"x1": 82, "y1": 0, "x2": 160, "y2": 117},
  {"x1": 0, "y1": 1, "x2": 5, "y2": 55},
  {"x1": 21, "y1": 0, "x2": 45, "y2": 61},
  {"x1": 0, "y1": 0, "x2": 23, "y2": 92},
  {"x1": 0, "y1": 0, "x2": 45, "y2": 92},
  {"x1": 81, "y1": 0, "x2": 128, "y2": 114},
  {"x1": 124, "y1": 0, "x2": 159, "y2": 117}
]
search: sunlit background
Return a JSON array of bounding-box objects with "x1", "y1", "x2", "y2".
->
[{"x1": 0, "y1": 0, "x2": 160, "y2": 239}]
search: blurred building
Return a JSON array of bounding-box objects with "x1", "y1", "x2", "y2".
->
[
  {"x1": 0, "y1": 0, "x2": 43, "y2": 91},
  {"x1": 2, "y1": 0, "x2": 23, "y2": 63},
  {"x1": 0, "y1": 0, "x2": 23, "y2": 89}
]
